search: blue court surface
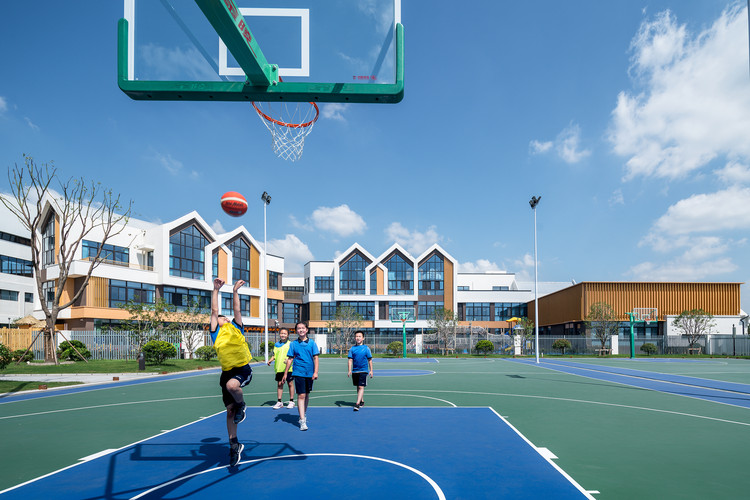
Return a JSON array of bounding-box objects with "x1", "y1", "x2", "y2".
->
[{"x1": 2, "y1": 407, "x2": 592, "y2": 500}]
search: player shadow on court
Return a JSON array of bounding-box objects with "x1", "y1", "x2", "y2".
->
[
  {"x1": 273, "y1": 412, "x2": 306, "y2": 428},
  {"x1": 97, "y1": 436, "x2": 306, "y2": 499},
  {"x1": 333, "y1": 400, "x2": 357, "y2": 408}
]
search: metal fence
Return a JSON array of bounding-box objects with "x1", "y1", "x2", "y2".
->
[{"x1": 68, "y1": 330, "x2": 184, "y2": 360}]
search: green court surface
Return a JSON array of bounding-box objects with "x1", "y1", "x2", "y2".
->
[{"x1": 1, "y1": 357, "x2": 749, "y2": 499}]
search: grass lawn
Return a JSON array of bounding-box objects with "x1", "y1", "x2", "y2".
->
[{"x1": 1, "y1": 358, "x2": 226, "y2": 374}]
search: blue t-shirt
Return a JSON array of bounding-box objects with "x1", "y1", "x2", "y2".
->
[
  {"x1": 287, "y1": 337, "x2": 319, "y2": 378},
  {"x1": 348, "y1": 344, "x2": 372, "y2": 373}
]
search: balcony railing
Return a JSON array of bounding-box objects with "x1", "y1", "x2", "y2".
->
[{"x1": 81, "y1": 256, "x2": 154, "y2": 272}]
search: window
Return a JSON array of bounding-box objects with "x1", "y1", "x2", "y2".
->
[
  {"x1": 386, "y1": 254, "x2": 413, "y2": 295},
  {"x1": 229, "y1": 238, "x2": 250, "y2": 285},
  {"x1": 419, "y1": 254, "x2": 444, "y2": 295},
  {"x1": 0, "y1": 230, "x2": 31, "y2": 246},
  {"x1": 315, "y1": 276, "x2": 334, "y2": 293},
  {"x1": 220, "y1": 292, "x2": 251, "y2": 317},
  {"x1": 370, "y1": 271, "x2": 377, "y2": 295},
  {"x1": 457, "y1": 286, "x2": 469, "y2": 291},
  {"x1": 283, "y1": 303, "x2": 301, "y2": 323},
  {"x1": 164, "y1": 286, "x2": 211, "y2": 311},
  {"x1": 464, "y1": 302, "x2": 490, "y2": 321},
  {"x1": 0, "y1": 289, "x2": 19, "y2": 301},
  {"x1": 338, "y1": 301, "x2": 375, "y2": 320},
  {"x1": 42, "y1": 215, "x2": 55, "y2": 267},
  {"x1": 109, "y1": 280, "x2": 155, "y2": 308},
  {"x1": 494, "y1": 303, "x2": 528, "y2": 321},
  {"x1": 25, "y1": 292, "x2": 33, "y2": 303},
  {"x1": 212, "y1": 252, "x2": 218, "y2": 279},
  {"x1": 268, "y1": 271, "x2": 280, "y2": 290},
  {"x1": 0, "y1": 254, "x2": 33, "y2": 277},
  {"x1": 82, "y1": 240, "x2": 129, "y2": 266},
  {"x1": 169, "y1": 225, "x2": 209, "y2": 279},
  {"x1": 268, "y1": 299, "x2": 278, "y2": 320},
  {"x1": 42, "y1": 281, "x2": 55, "y2": 308},
  {"x1": 418, "y1": 301, "x2": 444, "y2": 320},
  {"x1": 492, "y1": 286, "x2": 509, "y2": 291},
  {"x1": 320, "y1": 301, "x2": 337, "y2": 321},
  {"x1": 339, "y1": 252, "x2": 370, "y2": 295}
]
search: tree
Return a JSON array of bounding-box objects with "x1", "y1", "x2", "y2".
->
[
  {"x1": 475, "y1": 339, "x2": 494, "y2": 355},
  {"x1": 118, "y1": 298, "x2": 177, "y2": 357},
  {"x1": 672, "y1": 309, "x2": 715, "y2": 348},
  {"x1": 428, "y1": 308, "x2": 459, "y2": 355},
  {"x1": 552, "y1": 338, "x2": 572, "y2": 355},
  {"x1": 640, "y1": 343, "x2": 658, "y2": 356},
  {"x1": 585, "y1": 302, "x2": 620, "y2": 350},
  {"x1": 517, "y1": 317, "x2": 535, "y2": 353},
  {"x1": 173, "y1": 298, "x2": 209, "y2": 359},
  {"x1": 1, "y1": 156, "x2": 132, "y2": 363},
  {"x1": 327, "y1": 305, "x2": 363, "y2": 356}
]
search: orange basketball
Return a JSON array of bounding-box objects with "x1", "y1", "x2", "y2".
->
[{"x1": 220, "y1": 191, "x2": 248, "y2": 217}]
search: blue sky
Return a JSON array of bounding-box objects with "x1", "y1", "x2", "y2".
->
[{"x1": 1, "y1": 1, "x2": 749, "y2": 313}]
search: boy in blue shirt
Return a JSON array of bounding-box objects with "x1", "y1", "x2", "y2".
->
[
  {"x1": 282, "y1": 321, "x2": 319, "y2": 431},
  {"x1": 347, "y1": 330, "x2": 373, "y2": 411},
  {"x1": 209, "y1": 278, "x2": 253, "y2": 467}
]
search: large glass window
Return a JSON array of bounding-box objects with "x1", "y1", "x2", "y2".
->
[
  {"x1": 370, "y1": 271, "x2": 377, "y2": 295},
  {"x1": 320, "y1": 301, "x2": 337, "y2": 320},
  {"x1": 220, "y1": 292, "x2": 251, "y2": 317},
  {"x1": 0, "y1": 254, "x2": 33, "y2": 277},
  {"x1": 42, "y1": 215, "x2": 55, "y2": 267},
  {"x1": 42, "y1": 281, "x2": 55, "y2": 308},
  {"x1": 465, "y1": 302, "x2": 490, "y2": 321},
  {"x1": 0, "y1": 289, "x2": 19, "y2": 301},
  {"x1": 109, "y1": 280, "x2": 155, "y2": 308},
  {"x1": 164, "y1": 286, "x2": 211, "y2": 311},
  {"x1": 386, "y1": 254, "x2": 413, "y2": 295},
  {"x1": 283, "y1": 303, "x2": 301, "y2": 323},
  {"x1": 338, "y1": 301, "x2": 375, "y2": 320},
  {"x1": 229, "y1": 238, "x2": 251, "y2": 285},
  {"x1": 419, "y1": 254, "x2": 444, "y2": 295},
  {"x1": 268, "y1": 299, "x2": 278, "y2": 320},
  {"x1": 339, "y1": 253, "x2": 370, "y2": 295},
  {"x1": 315, "y1": 276, "x2": 334, "y2": 293},
  {"x1": 0, "y1": 230, "x2": 31, "y2": 246},
  {"x1": 212, "y1": 252, "x2": 218, "y2": 280},
  {"x1": 494, "y1": 303, "x2": 528, "y2": 321},
  {"x1": 82, "y1": 240, "x2": 129, "y2": 266},
  {"x1": 269, "y1": 271, "x2": 280, "y2": 290},
  {"x1": 169, "y1": 225, "x2": 209, "y2": 279},
  {"x1": 418, "y1": 301, "x2": 444, "y2": 320}
]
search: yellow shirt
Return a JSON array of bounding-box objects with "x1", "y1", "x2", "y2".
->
[{"x1": 213, "y1": 320, "x2": 252, "y2": 371}]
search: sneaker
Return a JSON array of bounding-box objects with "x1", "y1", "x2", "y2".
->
[
  {"x1": 272, "y1": 401, "x2": 284, "y2": 410},
  {"x1": 233, "y1": 402, "x2": 246, "y2": 424},
  {"x1": 229, "y1": 443, "x2": 244, "y2": 467},
  {"x1": 286, "y1": 400, "x2": 296, "y2": 409},
  {"x1": 299, "y1": 418, "x2": 308, "y2": 431},
  {"x1": 353, "y1": 404, "x2": 360, "y2": 411},
  {"x1": 359, "y1": 400, "x2": 364, "y2": 407}
]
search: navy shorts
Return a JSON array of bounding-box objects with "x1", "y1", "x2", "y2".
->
[
  {"x1": 294, "y1": 376, "x2": 314, "y2": 395},
  {"x1": 220, "y1": 364, "x2": 253, "y2": 407},
  {"x1": 352, "y1": 372, "x2": 368, "y2": 387},
  {"x1": 275, "y1": 372, "x2": 294, "y2": 382}
]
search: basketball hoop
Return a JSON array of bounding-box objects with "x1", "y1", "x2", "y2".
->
[{"x1": 251, "y1": 101, "x2": 319, "y2": 162}]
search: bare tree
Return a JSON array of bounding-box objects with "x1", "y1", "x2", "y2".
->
[
  {"x1": 428, "y1": 307, "x2": 459, "y2": 355},
  {"x1": 328, "y1": 305, "x2": 363, "y2": 357},
  {"x1": 117, "y1": 298, "x2": 177, "y2": 357},
  {"x1": 585, "y1": 301, "x2": 620, "y2": 350},
  {"x1": 673, "y1": 309, "x2": 715, "y2": 348},
  {"x1": 1, "y1": 155, "x2": 132, "y2": 363},
  {"x1": 173, "y1": 298, "x2": 209, "y2": 359}
]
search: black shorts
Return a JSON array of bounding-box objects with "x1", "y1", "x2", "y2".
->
[
  {"x1": 219, "y1": 364, "x2": 253, "y2": 407},
  {"x1": 294, "y1": 376, "x2": 314, "y2": 395},
  {"x1": 275, "y1": 372, "x2": 294, "y2": 382},
  {"x1": 352, "y1": 372, "x2": 368, "y2": 387}
]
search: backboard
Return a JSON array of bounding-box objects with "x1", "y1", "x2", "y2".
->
[
  {"x1": 390, "y1": 306, "x2": 416, "y2": 323},
  {"x1": 119, "y1": 0, "x2": 403, "y2": 103}
]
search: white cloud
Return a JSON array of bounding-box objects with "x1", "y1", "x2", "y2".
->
[
  {"x1": 609, "y1": 188, "x2": 624, "y2": 206},
  {"x1": 529, "y1": 123, "x2": 591, "y2": 164},
  {"x1": 385, "y1": 222, "x2": 442, "y2": 255},
  {"x1": 321, "y1": 103, "x2": 349, "y2": 122},
  {"x1": 509, "y1": 253, "x2": 536, "y2": 282},
  {"x1": 152, "y1": 152, "x2": 197, "y2": 178},
  {"x1": 311, "y1": 205, "x2": 366, "y2": 236},
  {"x1": 267, "y1": 234, "x2": 314, "y2": 273},
  {"x1": 24, "y1": 117, "x2": 39, "y2": 131},
  {"x1": 141, "y1": 44, "x2": 217, "y2": 81},
  {"x1": 715, "y1": 160, "x2": 750, "y2": 185},
  {"x1": 0, "y1": 96, "x2": 7, "y2": 114},
  {"x1": 609, "y1": 5, "x2": 750, "y2": 180},
  {"x1": 628, "y1": 256, "x2": 737, "y2": 281},
  {"x1": 211, "y1": 219, "x2": 226, "y2": 235},
  {"x1": 458, "y1": 259, "x2": 505, "y2": 273}
]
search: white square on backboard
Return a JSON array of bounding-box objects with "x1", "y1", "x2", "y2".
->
[{"x1": 219, "y1": 8, "x2": 310, "y2": 78}]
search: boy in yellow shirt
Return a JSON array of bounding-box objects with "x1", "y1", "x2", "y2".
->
[
  {"x1": 209, "y1": 278, "x2": 253, "y2": 467},
  {"x1": 267, "y1": 327, "x2": 295, "y2": 409}
]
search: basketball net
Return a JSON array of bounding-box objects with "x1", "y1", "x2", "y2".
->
[{"x1": 251, "y1": 101, "x2": 319, "y2": 162}]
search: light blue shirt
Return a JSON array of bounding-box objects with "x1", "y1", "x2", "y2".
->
[
  {"x1": 287, "y1": 338, "x2": 319, "y2": 377},
  {"x1": 348, "y1": 344, "x2": 372, "y2": 373}
]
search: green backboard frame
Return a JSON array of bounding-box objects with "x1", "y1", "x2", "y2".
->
[{"x1": 117, "y1": 2, "x2": 404, "y2": 103}]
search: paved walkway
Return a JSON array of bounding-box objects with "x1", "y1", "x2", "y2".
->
[{"x1": 0, "y1": 372, "x2": 177, "y2": 384}]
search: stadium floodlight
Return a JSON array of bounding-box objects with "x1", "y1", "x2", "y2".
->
[
  {"x1": 262, "y1": 191, "x2": 271, "y2": 363},
  {"x1": 529, "y1": 196, "x2": 541, "y2": 364}
]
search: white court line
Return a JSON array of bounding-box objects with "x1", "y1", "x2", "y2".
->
[
  {"x1": 488, "y1": 407, "x2": 596, "y2": 500},
  {"x1": 129, "y1": 453, "x2": 447, "y2": 500},
  {"x1": 310, "y1": 392, "x2": 457, "y2": 407}
]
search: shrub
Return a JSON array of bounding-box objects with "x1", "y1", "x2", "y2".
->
[
  {"x1": 386, "y1": 341, "x2": 403, "y2": 356},
  {"x1": 12, "y1": 349, "x2": 34, "y2": 362},
  {"x1": 195, "y1": 345, "x2": 217, "y2": 361},
  {"x1": 0, "y1": 343, "x2": 11, "y2": 370},
  {"x1": 475, "y1": 340, "x2": 494, "y2": 355},
  {"x1": 552, "y1": 338, "x2": 572, "y2": 355},
  {"x1": 142, "y1": 340, "x2": 177, "y2": 364},
  {"x1": 57, "y1": 340, "x2": 92, "y2": 361},
  {"x1": 640, "y1": 343, "x2": 658, "y2": 356}
]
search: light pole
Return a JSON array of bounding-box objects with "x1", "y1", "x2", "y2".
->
[
  {"x1": 261, "y1": 191, "x2": 271, "y2": 364},
  {"x1": 529, "y1": 196, "x2": 541, "y2": 364}
]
